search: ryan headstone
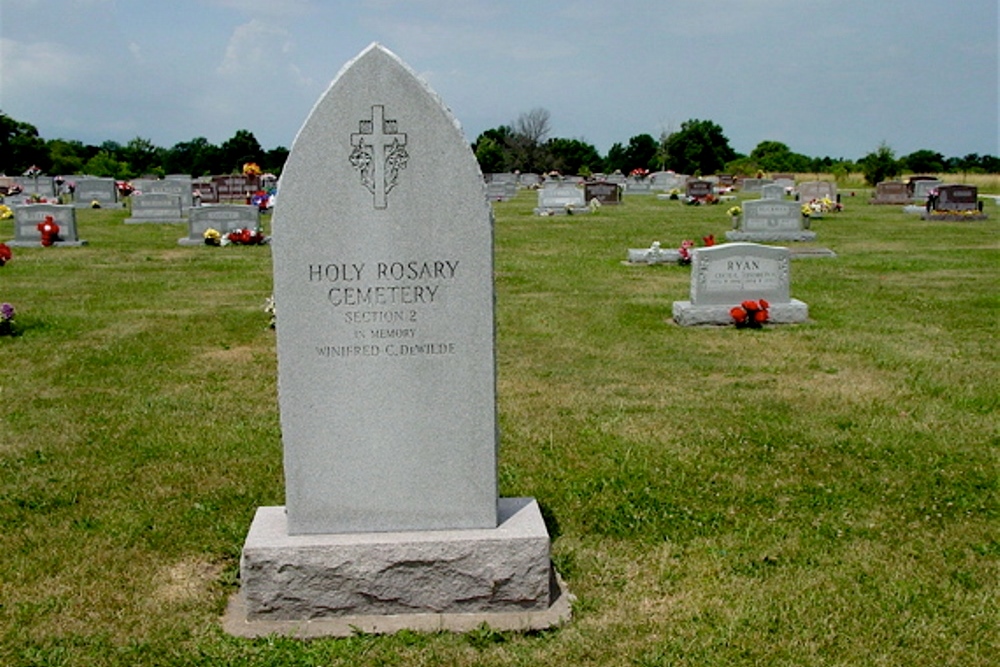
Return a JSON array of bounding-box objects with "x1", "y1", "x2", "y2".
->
[
  {"x1": 228, "y1": 43, "x2": 565, "y2": 638},
  {"x1": 672, "y1": 242, "x2": 808, "y2": 325}
]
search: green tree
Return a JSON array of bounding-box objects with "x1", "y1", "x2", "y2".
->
[
  {"x1": 163, "y1": 137, "x2": 222, "y2": 176},
  {"x1": 902, "y1": 149, "x2": 945, "y2": 174},
  {"x1": 81, "y1": 150, "x2": 130, "y2": 179},
  {"x1": 623, "y1": 134, "x2": 658, "y2": 172},
  {"x1": 664, "y1": 119, "x2": 737, "y2": 175},
  {"x1": 124, "y1": 136, "x2": 163, "y2": 178},
  {"x1": 860, "y1": 142, "x2": 901, "y2": 185},
  {"x1": 603, "y1": 142, "x2": 628, "y2": 174},
  {"x1": 220, "y1": 129, "x2": 263, "y2": 173},
  {"x1": 749, "y1": 140, "x2": 810, "y2": 173},
  {"x1": 46, "y1": 139, "x2": 88, "y2": 175},
  {"x1": 545, "y1": 137, "x2": 602, "y2": 175},
  {"x1": 0, "y1": 111, "x2": 47, "y2": 174}
]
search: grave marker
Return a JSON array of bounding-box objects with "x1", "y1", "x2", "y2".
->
[
  {"x1": 673, "y1": 242, "x2": 808, "y2": 325},
  {"x1": 125, "y1": 193, "x2": 184, "y2": 223},
  {"x1": 727, "y1": 199, "x2": 816, "y2": 242},
  {"x1": 179, "y1": 205, "x2": 261, "y2": 245},
  {"x1": 584, "y1": 180, "x2": 621, "y2": 205},
  {"x1": 228, "y1": 43, "x2": 565, "y2": 637},
  {"x1": 870, "y1": 180, "x2": 910, "y2": 204},
  {"x1": 8, "y1": 204, "x2": 87, "y2": 247}
]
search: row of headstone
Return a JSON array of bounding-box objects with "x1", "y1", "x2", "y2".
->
[
  {"x1": 673, "y1": 242, "x2": 808, "y2": 325},
  {"x1": 6, "y1": 203, "x2": 87, "y2": 247}
]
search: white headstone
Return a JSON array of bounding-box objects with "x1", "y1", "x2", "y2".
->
[{"x1": 232, "y1": 43, "x2": 564, "y2": 635}]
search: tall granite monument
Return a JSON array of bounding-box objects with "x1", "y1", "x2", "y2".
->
[{"x1": 226, "y1": 43, "x2": 567, "y2": 637}]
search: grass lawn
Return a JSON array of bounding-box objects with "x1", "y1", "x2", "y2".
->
[{"x1": 0, "y1": 190, "x2": 997, "y2": 666}]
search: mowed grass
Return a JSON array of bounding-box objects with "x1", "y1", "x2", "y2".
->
[{"x1": 0, "y1": 191, "x2": 997, "y2": 666}]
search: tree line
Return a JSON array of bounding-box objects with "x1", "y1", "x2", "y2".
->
[{"x1": 2, "y1": 109, "x2": 996, "y2": 186}]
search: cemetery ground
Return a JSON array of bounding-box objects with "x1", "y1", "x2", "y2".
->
[{"x1": 0, "y1": 189, "x2": 997, "y2": 666}]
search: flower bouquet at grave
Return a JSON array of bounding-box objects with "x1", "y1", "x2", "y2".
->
[
  {"x1": 629, "y1": 167, "x2": 650, "y2": 180},
  {"x1": 686, "y1": 193, "x2": 718, "y2": 206},
  {"x1": 0, "y1": 243, "x2": 11, "y2": 267},
  {"x1": 0, "y1": 205, "x2": 12, "y2": 220},
  {"x1": 203, "y1": 228, "x2": 222, "y2": 246},
  {"x1": 730, "y1": 299, "x2": 769, "y2": 329},
  {"x1": 0, "y1": 302, "x2": 15, "y2": 336},
  {"x1": 223, "y1": 228, "x2": 269, "y2": 246},
  {"x1": 677, "y1": 239, "x2": 695, "y2": 266},
  {"x1": 37, "y1": 216, "x2": 60, "y2": 247}
]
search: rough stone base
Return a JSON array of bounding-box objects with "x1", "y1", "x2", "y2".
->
[
  {"x1": 224, "y1": 498, "x2": 569, "y2": 637},
  {"x1": 725, "y1": 230, "x2": 817, "y2": 242},
  {"x1": 672, "y1": 299, "x2": 809, "y2": 326}
]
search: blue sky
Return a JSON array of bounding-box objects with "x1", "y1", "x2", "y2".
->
[{"x1": 1, "y1": 0, "x2": 997, "y2": 160}]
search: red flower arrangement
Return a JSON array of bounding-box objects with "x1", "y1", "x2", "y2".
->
[
  {"x1": 37, "y1": 216, "x2": 61, "y2": 247},
  {"x1": 702, "y1": 234, "x2": 715, "y2": 247},
  {"x1": 226, "y1": 228, "x2": 268, "y2": 245},
  {"x1": 730, "y1": 299, "x2": 770, "y2": 329},
  {"x1": 0, "y1": 243, "x2": 11, "y2": 266}
]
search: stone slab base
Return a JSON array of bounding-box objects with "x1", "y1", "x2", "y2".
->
[
  {"x1": 788, "y1": 247, "x2": 837, "y2": 259},
  {"x1": 726, "y1": 231, "x2": 817, "y2": 242},
  {"x1": 224, "y1": 498, "x2": 569, "y2": 637},
  {"x1": 5, "y1": 240, "x2": 88, "y2": 247},
  {"x1": 673, "y1": 299, "x2": 809, "y2": 326}
]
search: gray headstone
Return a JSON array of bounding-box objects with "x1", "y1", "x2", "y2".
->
[
  {"x1": 125, "y1": 193, "x2": 185, "y2": 223},
  {"x1": 727, "y1": 199, "x2": 816, "y2": 242},
  {"x1": 486, "y1": 180, "x2": 517, "y2": 202},
  {"x1": 8, "y1": 203, "x2": 87, "y2": 246},
  {"x1": 180, "y1": 204, "x2": 261, "y2": 245},
  {"x1": 673, "y1": 242, "x2": 808, "y2": 325},
  {"x1": 625, "y1": 178, "x2": 652, "y2": 194},
  {"x1": 14, "y1": 175, "x2": 56, "y2": 197},
  {"x1": 233, "y1": 43, "x2": 563, "y2": 633},
  {"x1": 534, "y1": 182, "x2": 588, "y2": 214},
  {"x1": 740, "y1": 178, "x2": 773, "y2": 193},
  {"x1": 910, "y1": 179, "x2": 941, "y2": 201},
  {"x1": 797, "y1": 180, "x2": 837, "y2": 202},
  {"x1": 74, "y1": 177, "x2": 123, "y2": 208},
  {"x1": 272, "y1": 43, "x2": 498, "y2": 535},
  {"x1": 147, "y1": 176, "x2": 194, "y2": 209},
  {"x1": 761, "y1": 183, "x2": 786, "y2": 200}
]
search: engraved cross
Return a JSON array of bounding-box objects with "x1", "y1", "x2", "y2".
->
[{"x1": 350, "y1": 105, "x2": 408, "y2": 209}]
